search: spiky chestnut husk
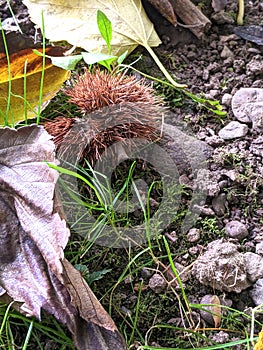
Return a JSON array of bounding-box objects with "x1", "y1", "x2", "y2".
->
[
  {"x1": 44, "y1": 69, "x2": 163, "y2": 166},
  {"x1": 64, "y1": 68, "x2": 161, "y2": 115},
  {"x1": 50, "y1": 102, "x2": 162, "y2": 167}
]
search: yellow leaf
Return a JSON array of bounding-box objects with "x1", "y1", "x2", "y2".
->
[
  {"x1": 254, "y1": 328, "x2": 263, "y2": 350},
  {"x1": 22, "y1": 0, "x2": 161, "y2": 56},
  {"x1": 0, "y1": 46, "x2": 70, "y2": 125}
]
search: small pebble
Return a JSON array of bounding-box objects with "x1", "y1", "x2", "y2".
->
[
  {"x1": 218, "y1": 121, "x2": 248, "y2": 140},
  {"x1": 149, "y1": 273, "x2": 166, "y2": 293},
  {"x1": 256, "y1": 242, "x2": 263, "y2": 255},
  {"x1": 221, "y1": 45, "x2": 234, "y2": 59},
  {"x1": 225, "y1": 220, "x2": 248, "y2": 240},
  {"x1": 187, "y1": 228, "x2": 201, "y2": 243},
  {"x1": 212, "y1": 193, "x2": 227, "y2": 216},
  {"x1": 244, "y1": 252, "x2": 263, "y2": 283},
  {"x1": 250, "y1": 278, "x2": 263, "y2": 305},
  {"x1": 221, "y1": 93, "x2": 232, "y2": 106}
]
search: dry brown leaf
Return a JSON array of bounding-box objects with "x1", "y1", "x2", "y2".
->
[
  {"x1": 201, "y1": 295, "x2": 222, "y2": 328},
  {"x1": 0, "y1": 125, "x2": 126, "y2": 349},
  {"x1": 145, "y1": 0, "x2": 177, "y2": 25},
  {"x1": 22, "y1": 0, "x2": 161, "y2": 56},
  {"x1": 0, "y1": 34, "x2": 69, "y2": 125},
  {"x1": 210, "y1": 295, "x2": 222, "y2": 328}
]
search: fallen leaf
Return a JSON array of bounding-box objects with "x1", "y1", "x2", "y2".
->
[
  {"x1": 210, "y1": 295, "x2": 221, "y2": 328},
  {"x1": 234, "y1": 25, "x2": 263, "y2": 45},
  {"x1": 145, "y1": 0, "x2": 177, "y2": 25},
  {"x1": 0, "y1": 32, "x2": 70, "y2": 125},
  {"x1": 0, "y1": 125, "x2": 126, "y2": 349},
  {"x1": 200, "y1": 294, "x2": 222, "y2": 328},
  {"x1": 22, "y1": 0, "x2": 161, "y2": 56}
]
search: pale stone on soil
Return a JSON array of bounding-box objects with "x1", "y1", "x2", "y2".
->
[
  {"x1": 218, "y1": 121, "x2": 248, "y2": 139},
  {"x1": 225, "y1": 220, "x2": 248, "y2": 240},
  {"x1": 192, "y1": 239, "x2": 251, "y2": 293},
  {"x1": 244, "y1": 252, "x2": 263, "y2": 283},
  {"x1": 232, "y1": 88, "x2": 263, "y2": 131},
  {"x1": 250, "y1": 279, "x2": 263, "y2": 305}
]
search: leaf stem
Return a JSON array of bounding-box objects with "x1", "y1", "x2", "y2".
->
[
  {"x1": 144, "y1": 45, "x2": 187, "y2": 89},
  {"x1": 237, "y1": 0, "x2": 245, "y2": 25}
]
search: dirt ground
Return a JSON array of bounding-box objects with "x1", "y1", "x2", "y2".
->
[{"x1": 1, "y1": 0, "x2": 263, "y2": 349}]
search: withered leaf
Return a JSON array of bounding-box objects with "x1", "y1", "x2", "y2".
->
[
  {"x1": 0, "y1": 125, "x2": 126, "y2": 349},
  {"x1": 200, "y1": 294, "x2": 221, "y2": 328}
]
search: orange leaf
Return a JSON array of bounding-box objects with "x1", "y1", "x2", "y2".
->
[{"x1": 0, "y1": 34, "x2": 69, "y2": 125}]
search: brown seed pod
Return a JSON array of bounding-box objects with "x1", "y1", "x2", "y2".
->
[
  {"x1": 64, "y1": 68, "x2": 161, "y2": 115},
  {"x1": 55, "y1": 102, "x2": 163, "y2": 167},
  {"x1": 44, "y1": 69, "x2": 164, "y2": 166}
]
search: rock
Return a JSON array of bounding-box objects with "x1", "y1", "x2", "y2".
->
[
  {"x1": 250, "y1": 136, "x2": 263, "y2": 157},
  {"x1": 221, "y1": 93, "x2": 232, "y2": 107},
  {"x1": 225, "y1": 220, "x2": 248, "y2": 240},
  {"x1": 141, "y1": 268, "x2": 152, "y2": 281},
  {"x1": 192, "y1": 239, "x2": 251, "y2": 293},
  {"x1": 232, "y1": 88, "x2": 263, "y2": 131},
  {"x1": 211, "y1": 10, "x2": 235, "y2": 24},
  {"x1": 194, "y1": 169, "x2": 220, "y2": 197},
  {"x1": 218, "y1": 121, "x2": 248, "y2": 140},
  {"x1": 148, "y1": 273, "x2": 166, "y2": 293},
  {"x1": 244, "y1": 252, "x2": 263, "y2": 283},
  {"x1": 210, "y1": 331, "x2": 230, "y2": 344},
  {"x1": 187, "y1": 228, "x2": 201, "y2": 243},
  {"x1": 246, "y1": 55, "x2": 263, "y2": 76},
  {"x1": 250, "y1": 279, "x2": 263, "y2": 306},
  {"x1": 212, "y1": 193, "x2": 227, "y2": 216},
  {"x1": 169, "y1": 261, "x2": 190, "y2": 283},
  {"x1": 256, "y1": 242, "x2": 263, "y2": 255},
  {"x1": 220, "y1": 45, "x2": 234, "y2": 59}
]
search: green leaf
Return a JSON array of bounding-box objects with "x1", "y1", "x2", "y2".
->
[
  {"x1": 74, "y1": 264, "x2": 112, "y2": 285},
  {"x1": 33, "y1": 49, "x2": 83, "y2": 70},
  {"x1": 49, "y1": 55, "x2": 83, "y2": 70},
  {"x1": 117, "y1": 50, "x2": 128, "y2": 64},
  {"x1": 97, "y1": 9, "x2": 112, "y2": 54},
  {"x1": 82, "y1": 52, "x2": 117, "y2": 65}
]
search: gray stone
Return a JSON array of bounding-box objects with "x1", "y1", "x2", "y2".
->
[
  {"x1": 194, "y1": 169, "x2": 220, "y2": 197},
  {"x1": 246, "y1": 55, "x2": 263, "y2": 76},
  {"x1": 232, "y1": 88, "x2": 263, "y2": 131},
  {"x1": 244, "y1": 252, "x2": 263, "y2": 283},
  {"x1": 192, "y1": 239, "x2": 251, "y2": 293},
  {"x1": 222, "y1": 93, "x2": 232, "y2": 107},
  {"x1": 210, "y1": 331, "x2": 230, "y2": 344},
  {"x1": 250, "y1": 136, "x2": 263, "y2": 157},
  {"x1": 225, "y1": 220, "x2": 248, "y2": 240},
  {"x1": 148, "y1": 273, "x2": 166, "y2": 293},
  {"x1": 218, "y1": 121, "x2": 248, "y2": 140},
  {"x1": 256, "y1": 242, "x2": 263, "y2": 255},
  {"x1": 250, "y1": 278, "x2": 263, "y2": 306},
  {"x1": 221, "y1": 45, "x2": 234, "y2": 59},
  {"x1": 211, "y1": 11, "x2": 235, "y2": 24},
  {"x1": 212, "y1": 193, "x2": 227, "y2": 216},
  {"x1": 187, "y1": 228, "x2": 201, "y2": 243}
]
